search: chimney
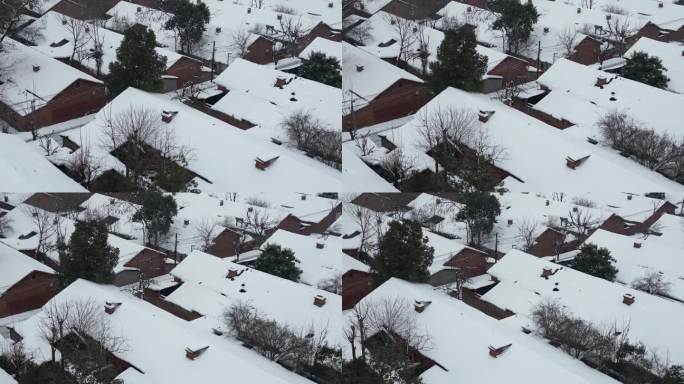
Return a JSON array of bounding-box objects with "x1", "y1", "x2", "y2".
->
[
  {"x1": 248, "y1": 207, "x2": 253, "y2": 213},
  {"x1": 414, "y1": 300, "x2": 431, "y2": 313},
  {"x1": 274, "y1": 77, "x2": 287, "y2": 88},
  {"x1": 328, "y1": 2, "x2": 333, "y2": 8},
  {"x1": 507, "y1": 219, "x2": 513, "y2": 226},
  {"x1": 658, "y1": 1, "x2": 664, "y2": 8},
  {"x1": 316, "y1": 242, "x2": 325, "y2": 249},
  {"x1": 62, "y1": 18, "x2": 67, "y2": 25},
  {"x1": 247, "y1": 7, "x2": 251, "y2": 13},
  {"x1": 220, "y1": 200, "x2": 224, "y2": 206},
  {"x1": 277, "y1": 14, "x2": 283, "y2": 20},
  {"x1": 595, "y1": 76, "x2": 608, "y2": 88},
  {"x1": 606, "y1": 14, "x2": 611, "y2": 20},
  {"x1": 32, "y1": 64, "x2": 40, "y2": 72},
  {"x1": 227, "y1": 268, "x2": 238, "y2": 279},
  {"x1": 623, "y1": 293, "x2": 635, "y2": 305},
  {"x1": 136, "y1": 6, "x2": 141, "y2": 12},
  {"x1": 545, "y1": 200, "x2": 550, "y2": 206},
  {"x1": 627, "y1": 194, "x2": 633, "y2": 200},
  {"x1": 541, "y1": 267, "x2": 553, "y2": 278},
  {"x1": 577, "y1": 7, "x2": 581, "y2": 13},
  {"x1": 184, "y1": 219, "x2": 190, "y2": 226},
  {"x1": 633, "y1": 241, "x2": 641, "y2": 249},
  {"x1": 161, "y1": 110, "x2": 178, "y2": 123},
  {"x1": 314, "y1": 294, "x2": 327, "y2": 307},
  {"x1": 216, "y1": 27, "x2": 222, "y2": 33},
  {"x1": 104, "y1": 302, "x2": 122, "y2": 314},
  {"x1": 478, "y1": 110, "x2": 494, "y2": 123},
  {"x1": 185, "y1": 346, "x2": 209, "y2": 360},
  {"x1": 301, "y1": 194, "x2": 307, "y2": 200},
  {"x1": 356, "y1": 65, "x2": 365, "y2": 72},
  {"x1": 488, "y1": 344, "x2": 512, "y2": 358}
]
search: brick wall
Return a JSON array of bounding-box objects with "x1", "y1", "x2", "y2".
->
[
  {"x1": 0, "y1": 271, "x2": 60, "y2": 317},
  {"x1": 166, "y1": 56, "x2": 204, "y2": 89},
  {"x1": 342, "y1": 270, "x2": 376, "y2": 310}
]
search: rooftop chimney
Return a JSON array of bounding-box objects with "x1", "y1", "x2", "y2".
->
[
  {"x1": 414, "y1": 300, "x2": 431, "y2": 313},
  {"x1": 507, "y1": 219, "x2": 513, "y2": 226},
  {"x1": 216, "y1": 27, "x2": 222, "y2": 33},
  {"x1": 595, "y1": 76, "x2": 608, "y2": 88},
  {"x1": 316, "y1": 242, "x2": 325, "y2": 249},
  {"x1": 32, "y1": 64, "x2": 40, "y2": 72},
  {"x1": 545, "y1": 200, "x2": 550, "y2": 206},
  {"x1": 255, "y1": 156, "x2": 279, "y2": 170},
  {"x1": 627, "y1": 194, "x2": 633, "y2": 200},
  {"x1": 488, "y1": 343, "x2": 512, "y2": 358},
  {"x1": 577, "y1": 7, "x2": 581, "y2": 13},
  {"x1": 184, "y1": 219, "x2": 190, "y2": 226},
  {"x1": 356, "y1": 65, "x2": 365, "y2": 72},
  {"x1": 314, "y1": 294, "x2": 327, "y2": 307},
  {"x1": 220, "y1": 200, "x2": 224, "y2": 206},
  {"x1": 658, "y1": 1, "x2": 664, "y2": 8},
  {"x1": 161, "y1": 110, "x2": 178, "y2": 123},
  {"x1": 623, "y1": 293, "x2": 635, "y2": 305},
  {"x1": 301, "y1": 194, "x2": 307, "y2": 200},
  {"x1": 227, "y1": 268, "x2": 238, "y2": 279},
  {"x1": 104, "y1": 302, "x2": 122, "y2": 314},
  {"x1": 541, "y1": 267, "x2": 554, "y2": 278},
  {"x1": 185, "y1": 346, "x2": 209, "y2": 360},
  {"x1": 478, "y1": 110, "x2": 494, "y2": 123},
  {"x1": 633, "y1": 241, "x2": 642, "y2": 249}
]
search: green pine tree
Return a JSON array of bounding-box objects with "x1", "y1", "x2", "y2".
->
[
  {"x1": 569, "y1": 243, "x2": 619, "y2": 281},
  {"x1": 163, "y1": 0, "x2": 210, "y2": 54},
  {"x1": 427, "y1": 26, "x2": 488, "y2": 94},
  {"x1": 106, "y1": 25, "x2": 167, "y2": 97},
  {"x1": 621, "y1": 51, "x2": 670, "y2": 89},
  {"x1": 58, "y1": 220, "x2": 119, "y2": 287},
  {"x1": 298, "y1": 51, "x2": 342, "y2": 88},
  {"x1": 490, "y1": 0, "x2": 539, "y2": 54},
  {"x1": 132, "y1": 192, "x2": 178, "y2": 246},
  {"x1": 456, "y1": 192, "x2": 501, "y2": 245},
  {"x1": 253, "y1": 244, "x2": 302, "y2": 282},
  {"x1": 373, "y1": 220, "x2": 434, "y2": 284}
]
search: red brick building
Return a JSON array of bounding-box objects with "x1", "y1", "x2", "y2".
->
[
  {"x1": 569, "y1": 36, "x2": 603, "y2": 65},
  {"x1": 632, "y1": 21, "x2": 684, "y2": 43}
]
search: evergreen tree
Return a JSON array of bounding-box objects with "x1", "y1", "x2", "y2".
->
[
  {"x1": 456, "y1": 192, "x2": 501, "y2": 245},
  {"x1": 132, "y1": 192, "x2": 178, "y2": 246},
  {"x1": 298, "y1": 51, "x2": 342, "y2": 88},
  {"x1": 664, "y1": 365, "x2": 684, "y2": 384},
  {"x1": 253, "y1": 244, "x2": 302, "y2": 282},
  {"x1": 621, "y1": 51, "x2": 670, "y2": 89},
  {"x1": 106, "y1": 25, "x2": 167, "y2": 97},
  {"x1": 490, "y1": 0, "x2": 539, "y2": 54},
  {"x1": 569, "y1": 243, "x2": 619, "y2": 281},
  {"x1": 427, "y1": 27, "x2": 487, "y2": 94},
  {"x1": 164, "y1": 0, "x2": 210, "y2": 54},
  {"x1": 373, "y1": 220, "x2": 434, "y2": 284},
  {"x1": 58, "y1": 220, "x2": 119, "y2": 287}
]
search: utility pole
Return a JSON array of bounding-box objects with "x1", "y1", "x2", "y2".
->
[
  {"x1": 210, "y1": 41, "x2": 216, "y2": 81},
  {"x1": 494, "y1": 233, "x2": 499, "y2": 260},
  {"x1": 174, "y1": 233, "x2": 178, "y2": 265},
  {"x1": 536, "y1": 41, "x2": 541, "y2": 78}
]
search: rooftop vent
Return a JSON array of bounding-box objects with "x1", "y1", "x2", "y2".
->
[
  {"x1": 623, "y1": 293, "x2": 635, "y2": 305},
  {"x1": 255, "y1": 155, "x2": 280, "y2": 170},
  {"x1": 316, "y1": 242, "x2": 325, "y2": 249},
  {"x1": 185, "y1": 346, "x2": 209, "y2": 360},
  {"x1": 216, "y1": 27, "x2": 222, "y2": 33},
  {"x1": 566, "y1": 155, "x2": 590, "y2": 169},
  {"x1": 356, "y1": 65, "x2": 364, "y2": 72},
  {"x1": 32, "y1": 64, "x2": 40, "y2": 72},
  {"x1": 227, "y1": 268, "x2": 238, "y2": 279},
  {"x1": 606, "y1": 14, "x2": 611, "y2": 20},
  {"x1": 541, "y1": 267, "x2": 554, "y2": 278},
  {"x1": 627, "y1": 194, "x2": 633, "y2": 200},
  {"x1": 161, "y1": 110, "x2": 178, "y2": 123},
  {"x1": 414, "y1": 300, "x2": 431, "y2": 313},
  {"x1": 136, "y1": 6, "x2": 141, "y2": 12},
  {"x1": 301, "y1": 194, "x2": 307, "y2": 200},
  {"x1": 328, "y1": 2, "x2": 334, "y2": 8},
  {"x1": 658, "y1": 1, "x2": 664, "y2": 8},
  {"x1": 184, "y1": 219, "x2": 190, "y2": 226},
  {"x1": 545, "y1": 199, "x2": 550, "y2": 206},
  {"x1": 576, "y1": 7, "x2": 581, "y2": 13},
  {"x1": 247, "y1": 7, "x2": 251, "y2": 13},
  {"x1": 633, "y1": 241, "x2": 642, "y2": 249},
  {"x1": 104, "y1": 302, "x2": 122, "y2": 315},
  {"x1": 489, "y1": 343, "x2": 512, "y2": 358},
  {"x1": 507, "y1": 219, "x2": 513, "y2": 226},
  {"x1": 478, "y1": 110, "x2": 495, "y2": 123},
  {"x1": 314, "y1": 294, "x2": 327, "y2": 307},
  {"x1": 543, "y1": 27, "x2": 549, "y2": 34},
  {"x1": 220, "y1": 200, "x2": 224, "y2": 206}
]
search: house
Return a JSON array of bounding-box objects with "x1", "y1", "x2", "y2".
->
[
  {"x1": 583, "y1": 229, "x2": 684, "y2": 301},
  {"x1": 166, "y1": 250, "x2": 343, "y2": 346},
  {"x1": 633, "y1": 20, "x2": 684, "y2": 43},
  {"x1": 51, "y1": 0, "x2": 119, "y2": 19},
  {"x1": 343, "y1": 42, "x2": 429, "y2": 130},
  {"x1": 26, "y1": 12, "x2": 204, "y2": 91},
  {"x1": 260, "y1": 229, "x2": 341, "y2": 287},
  {"x1": 298, "y1": 36, "x2": 342, "y2": 63},
  {"x1": 482, "y1": 250, "x2": 684, "y2": 364},
  {"x1": 350, "y1": 192, "x2": 418, "y2": 213},
  {"x1": 0, "y1": 39, "x2": 106, "y2": 132},
  {"x1": 379, "y1": 0, "x2": 450, "y2": 20},
  {"x1": 0, "y1": 134, "x2": 86, "y2": 193},
  {"x1": 45, "y1": 87, "x2": 341, "y2": 192},
  {"x1": 10, "y1": 279, "x2": 316, "y2": 383},
  {"x1": 342, "y1": 146, "x2": 400, "y2": 192},
  {"x1": 275, "y1": 202, "x2": 342, "y2": 236},
  {"x1": 623, "y1": 37, "x2": 684, "y2": 93},
  {"x1": 211, "y1": 58, "x2": 341, "y2": 143},
  {"x1": 0, "y1": 242, "x2": 59, "y2": 318},
  {"x1": 22, "y1": 192, "x2": 91, "y2": 214},
  {"x1": 349, "y1": 278, "x2": 621, "y2": 384},
  {"x1": 0, "y1": 203, "x2": 170, "y2": 286}
]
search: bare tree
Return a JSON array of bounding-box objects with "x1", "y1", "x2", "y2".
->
[
  {"x1": 344, "y1": 203, "x2": 382, "y2": 255},
  {"x1": 278, "y1": 16, "x2": 305, "y2": 56},
  {"x1": 317, "y1": 273, "x2": 342, "y2": 294},
  {"x1": 567, "y1": 208, "x2": 596, "y2": 240},
  {"x1": 557, "y1": 27, "x2": 579, "y2": 59},
  {"x1": 194, "y1": 218, "x2": 220, "y2": 251},
  {"x1": 60, "y1": 15, "x2": 91, "y2": 64},
  {"x1": 67, "y1": 139, "x2": 103, "y2": 188},
  {"x1": 383, "y1": 14, "x2": 418, "y2": 66},
  {"x1": 23, "y1": 205, "x2": 58, "y2": 256},
  {"x1": 345, "y1": 18, "x2": 373, "y2": 44},
  {"x1": 345, "y1": 300, "x2": 372, "y2": 360},
  {"x1": 417, "y1": 106, "x2": 477, "y2": 176},
  {"x1": 632, "y1": 271, "x2": 672, "y2": 296},
  {"x1": 282, "y1": 110, "x2": 341, "y2": 168},
  {"x1": 0, "y1": 213, "x2": 12, "y2": 237},
  {"x1": 231, "y1": 27, "x2": 252, "y2": 59},
  {"x1": 516, "y1": 218, "x2": 540, "y2": 251},
  {"x1": 87, "y1": 19, "x2": 107, "y2": 76},
  {"x1": 605, "y1": 15, "x2": 634, "y2": 55},
  {"x1": 380, "y1": 148, "x2": 414, "y2": 186},
  {"x1": 38, "y1": 134, "x2": 60, "y2": 156},
  {"x1": 354, "y1": 133, "x2": 375, "y2": 157},
  {"x1": 450, "y1": 268, "x2": 470, "y2": 299},
  {"x1": 0, "y1": 0, "x2": 39, "y2": 47},
  {"x1": 244, "y1": 208, "x2": 275, "y2": 241}
]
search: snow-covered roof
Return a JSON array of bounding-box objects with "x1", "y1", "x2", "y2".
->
[
  {"x1": 0, "y1": 241, "x2": 54, "y2": 296},
  {"x1": 483, "y1": 250, "x2": 684, "y2": 364},
  {"x1": 49, "y1": 87, "x2": 340, "y2": 192},
  {"x1": 168, "y1": 250, "x2": 343, "y2": 345},
  {"x1": 561, "y1": 0, "x2": 684, "y2": 30},
  {"x1": 342, "y1": 252, "x2": 370, "y2": 273},
  {"x1": 351, "y1": 278, "x2": 619, "y2": 384},
  {"x1": 0, "y1": 39, "x2": 101, "y2": 116},
  {"x1": 212, "y1": 58, "x2": 341, "y2": 142},
  {"x1": 624, "y1": 37, "x2": 684, "y2": 94},
  {"x1": 298, "y1": 37, "x2": 341, "y2": 62},
  {"x1": 583, "y1": 229, "x2": 684, "y2": 301},
  {"x1": 27, "y1": 11, "x2": 186, "y2": 76},
  {"x1": 652, "y1": 213, "x2": 684, "y2": 249},
  {"x1": 0, "y1": 134, "x2": 86, "y2": 193},
  {"x1": 378, "y1": 86, "x2": 684, "y2": 194},
  {"x1": 261, "y1": 229, "x2": 340, "y2": 285},
  {"x1": 535, "y1": 58, "x2": 684, "y2": 139},
  {"x1": 13, "y1": 279, "x2": 314, "y2": 383},
  {"x1": 342, "y1": 41, "x2": 422, "y2": 105},
  {"x1": 0, "y1": 368, "x2": 16, "y2": 384},
  {"x1": 342, "y1": 145, "x2": 399, "y2": 192}
]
